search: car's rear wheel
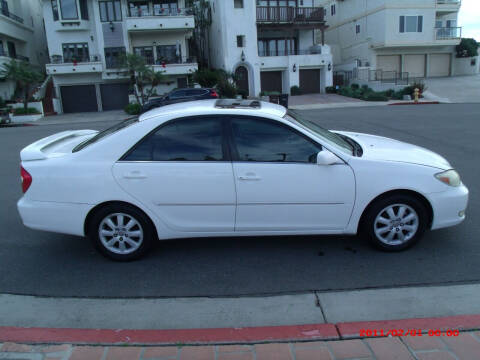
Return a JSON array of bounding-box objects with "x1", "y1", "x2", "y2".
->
[
  {"x1": 88, "y1": 204, "x2": 154, "y2": 261},
  {"x1": 360, "y1": 194, "x2": 429, "y2": 251}
]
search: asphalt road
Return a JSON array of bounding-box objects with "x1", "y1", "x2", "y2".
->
[{"x1": 0, "y1": 104, "x2": 478, "y2": 298}]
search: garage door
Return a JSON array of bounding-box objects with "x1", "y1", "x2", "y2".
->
[
  {"x1": 61, "y1": 85, "x2": 98, "y2": 113},
  {"x1": 300, "y1": 69, "x2": 321, "y2": 94},
  {"x1": 261, "y1": 71, "x2": 282, "y2": 93},
  {"x1": 429, "y1": 54, "x2": 451, "y2": 77},
  {"x1": 404, "y1": 54, "x2": 426, "y2": 78},
  {"x1": 377, "y1": 55, "x2": 401, "y2": 73},
  {"x1": 100, "y1": 83, "x2": 130, "y2": 111}
]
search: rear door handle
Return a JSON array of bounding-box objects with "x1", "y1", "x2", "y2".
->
[
  {"x1": 123, "y1": 171, "x2": 147, "y2": 179},
  {"x1": 238, "y1": 175, "x2": 261, "y2": 181}
]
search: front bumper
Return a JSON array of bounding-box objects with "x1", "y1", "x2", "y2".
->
[
  {"x1": 428, "y1": 184, "x2": 469, "y2": 230},
  {"x1": 17, "y1": 197, "x2": 93, "y2": 237}
]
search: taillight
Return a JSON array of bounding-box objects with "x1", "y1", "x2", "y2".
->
[
  {"x1": 210, "y1": 90, "x2": 218, "y2": 98},
  {"x1": 21, "y1": 166, "x2": 32, "y2": 193}
]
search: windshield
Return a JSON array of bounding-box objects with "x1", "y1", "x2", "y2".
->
[
  {"x1": 72, "y1": 117, "x2": 139, "y2": 153},
  {"x1": 284, "y1": 111, "x2": 354, "y2": 155}
]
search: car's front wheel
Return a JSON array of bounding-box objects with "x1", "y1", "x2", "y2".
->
[
  {"x1": 88, "y1": 204, "x2": 154, "y2": 261},
  {"x1": 360, "y1": 194, "x2": 429, "y2": 251}
]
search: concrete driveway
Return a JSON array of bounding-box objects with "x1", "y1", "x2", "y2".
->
[{"x1": 424, "y1": 74, "x2": 480, "y2": 103}]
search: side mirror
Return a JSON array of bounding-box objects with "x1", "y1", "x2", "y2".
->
[{"x1": 317, "y1": 150, "x2": 342, "y2": 166}]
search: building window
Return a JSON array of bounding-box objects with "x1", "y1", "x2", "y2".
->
[
  {"x1": 157, "y1": 45, "x2": 181, "y2": 64},
  {"x1": 400, "y1": 15, "x2": 423, "y2": 33},
  {"x1": 258, "y1": 38, "x2": 297, "y2": 56},
  {"x1": 234, "y1": 0, "x2": 244, "y2": 9},
  {"x1": 128, "y1": 1, "x2": 149, "y2": 16},
  {"x1": 99, "y1": 0, "x2": 122, "y2": 21},
  {"x1": 51, "y1": 0, "x2": 59, "y2": 21},
  {"x1": 153, "y1": 0, "x2": 178, "y2": 16},
  {"x1": 62, "y1": 43, "x2": 89, "y2": 62},
  {"x1": 330, "y1": 4, "x2": 335, "y2": 16},
  {"x1": 79, "y1": 0, "x2": 88, "y2": 19},
  {"x1": 105, "y1": 47, "x2": 126, "y2": 68},
  {"x1": 59, "y1": 0, "x2": 79, "y2": 20},
  {"x1": 237, "y1": 35, "x2": 245, "y2": 48},
  {"x1": 134, "y1": 46, "x2": 154, "y2": 64},
  {"x1": 356, "y1": 24, "x2": 360, "y2": 34}
]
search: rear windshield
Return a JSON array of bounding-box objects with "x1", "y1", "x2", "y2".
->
[{"x1": 72, "y1": 117, "x2": 138, "y2": 152}]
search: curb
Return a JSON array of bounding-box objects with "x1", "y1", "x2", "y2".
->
[
  {"x1": 388, "y1": 101, "x2": 440, "y2": 106},
  {"x1": 2, "y1": 314, "x2": 480, "y2": 345}
]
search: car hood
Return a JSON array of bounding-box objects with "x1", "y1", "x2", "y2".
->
[{"x1": 334, "y1": 131, "x2": 452, "y2": 170}]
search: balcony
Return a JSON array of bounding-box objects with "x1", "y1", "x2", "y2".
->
[
  {"x1": 436, "y1": 0, "x2": 461, "y2": 13},
  {"x1": 126, "y1": 8, "x2": 195, "y2": 32},
  {"x1": 259, "y1": 48, "x2": 324, "y2": 57},
  {"x1": 1, "y1": 0, "x2": 24, "y2": 24},
  {"x1": 152, "y1": 56, "x2": 198, "y2": 75},
  {"x1": 435, "y1": 27, "x2": 462, "y2": 40},
  {"x1": 256, "y1": 7, "x2": 325, "y2": 25},
  {"x1": 46, "y1": 55, "x2": 103, "y2": 75},
  {"x1": 0, "y1": 50, "x2": 30, "y2": 63},
  {"x1": 258, "y1": 45, "x2": 331, "y2": 70}
]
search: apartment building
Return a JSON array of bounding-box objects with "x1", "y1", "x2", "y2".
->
[
  {"x1": 0, "y1": 0, "x2": 48, "y2": 100},
  {"x1": 208, "y1": 0, "x2": 333, "y2": 96},
  {"x1": 317, "y1": 0, "x2": 462, "y2": 79},
  {"x1": 43, "y1": 0, "x2": 198, "y2": 113}
]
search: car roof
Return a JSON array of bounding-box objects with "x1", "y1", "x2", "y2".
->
[{"x1": 139, "y1": 99, "x2": 287, "y2": 122}]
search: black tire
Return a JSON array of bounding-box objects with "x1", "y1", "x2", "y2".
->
[
  {"x1": 88, "y1": 204, "x2": 154, "y2": 261},
  {"x1": 360, "y1": 194, "x2": 429, "y2": 252}
]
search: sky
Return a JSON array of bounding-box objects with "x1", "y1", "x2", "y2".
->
[{"x1": 458, "y1": 0, "x2": 480, "y2": 41}]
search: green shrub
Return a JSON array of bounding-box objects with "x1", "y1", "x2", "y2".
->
[
  {"x1": 325, "y1": 86, "x2": 337, "y2": 94},
  {"x1": 391, "y1": 91, "x2": 404, "y2": 100},
  {"x1": 0, "y1": 97, "x2": 5, "y2": 108},
  {"x1": 124, "y1": 103, "x2": 142, "y2": 115},
  {"x1": 217, "y1": 79, "x2": 237, "y2": 98},
  {"x1": 384, "y1": 89, "x2": 395, "y2": 97},
  {"x1": 290, "y1": 86, "x2": 302, "y2": 96},
  {"x1": 351, "y1": 83, "x2": 360, "y2": 90},
  {"x1": 363, "y1": 93, "x2": 389, "y2": 101},
  {"x1": 402, "y1": 81, "x2": 427, "y2": 97},
  {"x1": 192, "y1": 69, "x2": 220, "y2": 88},
  {"x1": 13, "y1": 107, "x2": 40, "y2": 115},
  {"x1": 456, "y1": 38, "x2": 479, "y2": 58},
  {"x1": 237, "y1": 89, "x2": 248, "y2": 99}
]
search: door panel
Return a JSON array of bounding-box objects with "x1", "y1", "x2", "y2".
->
[
  {"x1": 61, "y1": 85, "x2": 98, "y2": 113},
  {"x1": 429, "y1": 54, "x2": 451, "y2": 77},
  {"x1": 113, "y1": 163, "x2": 236, "y2": 232},
  {"x1": 113, "y1": 116, "x2": 236, "y2": 232},
  {"x1": 300, "y1": 69, "x2": 321, "y2": 94},
  {"x1": 377, "y1": 55, "x2": 401, "y2": 72},
  {"x1": 100, "y1": 83, "x2": 129, "y2": 111},
  {"x1": 404, "y1": 54, "x2": 426, "y2": 78},
  {"x1": 261, "y1": 71, "x2": 283, "y2": 93},
  {"x1": 229, "y1": 116, "x2": 355, "y2": 231},
  {"x1": 233, "y1": 163, "x2": 355, "y2": 231}
]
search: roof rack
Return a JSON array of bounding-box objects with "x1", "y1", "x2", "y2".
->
[{"x1": 215, "y1": 99, "x2": 261, "y2": 109}]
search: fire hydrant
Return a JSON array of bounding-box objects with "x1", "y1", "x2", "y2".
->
[{"x1": 414, "y1": 88, "x2": 420, "y2": 103}]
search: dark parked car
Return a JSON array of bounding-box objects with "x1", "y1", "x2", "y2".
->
[{"x1": 141, "y1": 88, "x2": 218, "y2": 113}]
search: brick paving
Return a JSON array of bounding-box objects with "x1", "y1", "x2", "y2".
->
[{"x1": 2, "y1": 332, "x2": 480, "y2": 360}]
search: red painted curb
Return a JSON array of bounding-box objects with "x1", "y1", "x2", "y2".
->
[
  {"x1": 2, "y1": 314, "x2": 480, "y2": 345},
  {"x1": 389, "y1": 101, "x2": 440, "y2": 105},
  {"x1": 337, "y1": 314, "x2": 480, "y2": 339},
  {"x1": 0, "y1": 324, "x2": 339, "y2": 345}
]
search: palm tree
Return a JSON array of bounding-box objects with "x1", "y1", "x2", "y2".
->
[
  {"x1": 0, "y1": 60, "x2": 44, "y2": 111},
  {"x1": 121, "y1": 53, "x2": 166, "y2": 105}
]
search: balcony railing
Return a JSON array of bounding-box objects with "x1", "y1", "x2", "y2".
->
[
  {"x1": 128, "y1": 7, "x2": 193, "y2": 17},
  {"x1": 0, "y1": 0, "x2": 24, "y2": 24},
  {"x1": 0, "y1": 51, "x2": 29, "y2": 62},
  {"x1": 256, "y1": 6, "x2": 324, "y2": 23},
  {"x1": 49, "y1": 55, "x2": 101, "y2": 64},
  {"x1": 435, "y1": 27, "x2": 462, "y2": 40},
  {"x1": 436, "y1": 0, "x2": 461, "y2": 5},
  {"x1": 258, "y1": 48, "x2": 322, "y2": 57},
  {"x1": 105, "y1": 55, "x2": 197, "y2": 69}
]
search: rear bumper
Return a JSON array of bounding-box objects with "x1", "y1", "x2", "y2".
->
[
  {"x1": 428, "y1": 184, "x2": 469, "y2": 230},
  {"x1": 17, "y1": 197, "x2": 93, "y2": 237}
]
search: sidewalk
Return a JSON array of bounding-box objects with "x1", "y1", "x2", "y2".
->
[{"x1": 2, "y1": 331, "x2": 480, "y2": 359}]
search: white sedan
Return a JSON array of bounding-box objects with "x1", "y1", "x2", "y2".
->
[{"x1": 17, "y1": 100, "x2": 468, "y2": 261}]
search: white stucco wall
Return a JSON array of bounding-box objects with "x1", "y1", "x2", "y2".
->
[{"x1": 453, "y1": 56, "x2": 479, "y2": 76}]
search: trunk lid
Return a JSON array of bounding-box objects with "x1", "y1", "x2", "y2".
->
[{"x1": 20, "y1": 130, "x2": 98, "y2": 161}]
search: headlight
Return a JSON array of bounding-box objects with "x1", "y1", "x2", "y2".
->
[{"x1": 435, "y1": 170, "x2": 461, "y2": 187}]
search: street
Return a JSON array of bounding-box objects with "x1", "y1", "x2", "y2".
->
[{"x1": 0, "y1": 104, "x2": 478, "y2": 298}]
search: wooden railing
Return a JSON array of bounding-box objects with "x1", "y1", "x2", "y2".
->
[{"x1": 256, "y1": 6, "x2": 324, "y2": 23}]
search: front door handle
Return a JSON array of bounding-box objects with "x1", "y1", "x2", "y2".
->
[{"x1": 123, "y1": 171, "x2": 147, "y2": 179}]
